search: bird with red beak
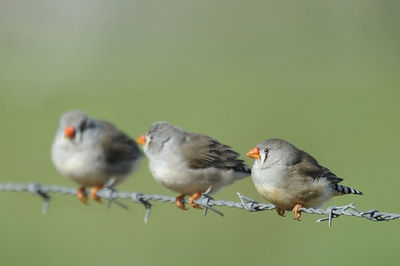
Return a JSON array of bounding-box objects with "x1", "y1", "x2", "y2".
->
[
  {"x1": 247, "y1": 138, "x2": 362, "y2": 220},
  {"x1": 137, "y1": 121, "x2": 250, "y2": 210},
  {"x1": 51, "y1": 110, "x2": 143, "y2": 203}
]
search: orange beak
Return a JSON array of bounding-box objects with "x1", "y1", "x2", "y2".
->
[
  {"x1": 64, "y1": 126, "x2": 76, "y2": 139},
  {"x1": 136, "y1": 135, "x2": 146, "y2": 145},
  {"x1": 246, "y1": 147, "x2": 261, "y2": 159}
]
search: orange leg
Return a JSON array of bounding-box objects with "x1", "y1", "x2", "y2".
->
[
  {"x1": 77, "y1": 186, "x2": 88, "y2": 204},
  {"x1": 189, "y1": 192, "x2": 203, "y2": 209},
  {"x1": 175, "y1": 194, "x2": 187, "y2": 210},
  {"x1": 90, "y1": 185, "x2": 103, "y2": 203},
  {"x1": 292, "y1": 204, "x2": 303, "y2": 221},
  {"x1": 275, "y1": 208, "x2": 286, "y2": 217}
]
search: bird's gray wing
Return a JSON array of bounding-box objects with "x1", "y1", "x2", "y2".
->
[
  {"x1": 97, "y1": 121, "x2": 143, "y2": 165},
  {"x1": 293, "y1": 151, "x2": 343, "y2": 185},
  {"x1": 180, "y1": 133, "x2": 250, "y2": 174}
]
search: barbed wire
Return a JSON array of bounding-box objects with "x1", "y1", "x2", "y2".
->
[{"x1": 0, "y1": 182, "x2": 399, "y2": 227}]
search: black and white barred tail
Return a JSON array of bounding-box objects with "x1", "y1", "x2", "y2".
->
[{"x1": 332, "y1": 184, "x2": 363, "y2": 195}]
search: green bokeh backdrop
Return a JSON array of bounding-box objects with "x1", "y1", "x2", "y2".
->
[{"x1": 1, "y1": 1, "x2": 399, "y2": 265}]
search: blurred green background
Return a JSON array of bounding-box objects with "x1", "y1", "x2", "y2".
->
[{"x1": 1, "y1": 0, "x2": 399, "y2": 265}]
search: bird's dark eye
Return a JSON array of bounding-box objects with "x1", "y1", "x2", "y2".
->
[{"x1": 264, "y1": 148, "x2": 269, "y2": 153}]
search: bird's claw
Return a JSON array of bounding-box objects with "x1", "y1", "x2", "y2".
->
[
  {"x1": 189, "y1": 192, "x2": 203, "y2": 210},
  {"x1": 77, "y1": 187, "x2": 88, "y2": 204},
  {"x1": 175, "y1": 195, "x2": 188, "y2": 210},
  {"x1": 90, "y1": 185, "x2": 103, "y2": 203},
  {"x1": 293, "y1": 204, "x2": 303, "y2": 221},
  {"x1": 276, "y1": 208, "x2": 286, "y2": 217}
]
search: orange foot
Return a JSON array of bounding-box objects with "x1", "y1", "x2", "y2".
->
[
  {"x1": 175, "y1": 194, "x2": 187, "y2": 210},
  {"x1": 276, "y1": 208, "x2": 285, "y2": 217},
  {"x1": 292, "y1": 204, "x2": 303, "y2": 221},
  {"x1": 90, "y1": 185, "x2": 103, "y2": 203},
  {"x1": 189, "y1": 192, "x2": 203, "y2": 209},
  {"x1": 77, "y1": 186, "x2": 88, "y2": 204}
]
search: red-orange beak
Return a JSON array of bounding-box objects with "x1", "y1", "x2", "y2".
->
[
  {"x1": 246, "y1": 147, "x2": 261, "y2": 159},
  {"x1": 64, "y1": 126, "x2": 76, "y2": 139},
  {"x1": 136, "y1": 135, "x2": 146, "y2": 145}
]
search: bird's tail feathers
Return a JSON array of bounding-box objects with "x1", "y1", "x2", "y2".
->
[
  {"x1": 332, "y1": 184, "x2": 363, "y2": 195},
  {"x1": 234, "y1": 164, "x2": 251, "y2": 179}
]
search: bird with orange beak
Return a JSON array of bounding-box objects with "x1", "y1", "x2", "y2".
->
[
  {"x1": 247, "y1": 138, "x2": 362, "y2": 220},
  {"x1": 51, "y1": 110, "x2": 143, "y2": 203},
  {"x1": 137, "y1": 121, "x2": 250, "y2": 210}
]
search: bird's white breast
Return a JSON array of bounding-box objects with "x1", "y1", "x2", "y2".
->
[
  {"x1": 51, "y1": 134, "x2": 108, "y2": 186},
  {"x1": 251, "y1": 163, "x2": 289, "y2": 191}
]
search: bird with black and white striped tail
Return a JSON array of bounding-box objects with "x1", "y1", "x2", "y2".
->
[{"x1": 246, "y1": 138, "x2": 362, "y2": 220}]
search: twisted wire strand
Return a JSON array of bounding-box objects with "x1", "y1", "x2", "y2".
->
[{"x1": 0, "y1": 182, "x2": 398, "y2": 227}]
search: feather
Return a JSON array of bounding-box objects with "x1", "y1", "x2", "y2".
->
[{"x1": 180, "y1": 133, "x2": 250, "y2": 174}]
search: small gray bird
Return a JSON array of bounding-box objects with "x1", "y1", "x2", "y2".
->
[
  {"x1": 51, "y1": 110, "x2": 143, "y2": 203},
  {"x1": 247, "y1": 138, "x2": 362, "y2": 220},
  {"x1": 137, "y1": 121, "x2": 250, "y2": 210}
]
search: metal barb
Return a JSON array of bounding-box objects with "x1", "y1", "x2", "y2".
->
[
  {"x1": 198, "y1": 188, "x2": 224, "y2": 217},
  {"x1": 132, "y1": 193, "x2": 152, "y2": 223},
  {"x1": 315, "y1": 203, "x2": 359, "y2": 227},
  {"x1": 27, "y1": 183, "x2": 51, "y2": 214},
  {"x1": 102, "y1": 187, "x2": 129, "y2": 210},
  {"x1": 237, "y1": 192, "x2": 259, "y2": 212},
  {"x1": 104, "y1": 177, "x2": 116, "y2": 187}
]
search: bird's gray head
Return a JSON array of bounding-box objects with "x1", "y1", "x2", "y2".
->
[
  {"x1": 247, "y1": 138, "x2": 301, "y2": 168},
  {"x1": 58, "y1": 110, "x2": 95, "y2": 142},
  {"x1": 137, "y1": 121, "x2": 185, "y2": 155}
]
